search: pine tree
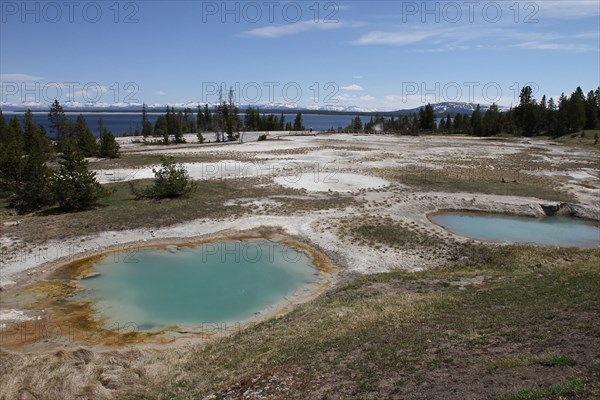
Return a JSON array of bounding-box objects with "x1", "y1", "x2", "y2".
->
[
  {"x1": 204, "y1": 104, "x2": 212, "y2": 131},
  {"x1": 516, "y1": 86, "x2": 538, "y2": 136},
  {"x1": 553, "y1": 94, "x2": 570, "y2": 136},
  {"x1": 154, "y1": 115, "x2": 169, "y2": 144},
  {"x1": 585, "y1": 90, "x2": 599, "y2": 129},
  {"x1": 99, "y1": 128, "x2": 120, "y2": 158},
  {"x1": 461, "y1": 115, "x2": 472, "y2": 134},
  {"x1": 0, "y1": 109, "x2": 8, "y2": 137},
  {"x1": 419, "y1": 104, "x2": 435, "y2": 130},
  {"x1": 0, "y1": 110, "x2": 6, "y2": 140},
  {"x1": 23, "y1": 110, "x2": 39, "y2": 154},
  {"x1": 444, "y1": 113, "x2": 452, "y2": 130},
  {"x1": 75, "y1": 114, "x2": 99, "y2": 157},
  {"x1": 453, "y1": 114, "x2": 462, "y2": 130},
  {"x1": 567, "y1": 87, "x2": 586, "y2": 132},
  {"x1": 174, "y1": 111, "x2": 185, "y2": 143},
  {"x1": 48, "y1": 100, "x2": 69, "y2": 150},
  {"x1": 53, "y1": 147, "x2": 104, "y2": 210},
  {"x1": 197, "y1": 105, "x2": 205, "y2": 132},
  {"x1": 595, "y1": 88, "x2": 600, "y2": 121},
  {"x1": 410, "y1": 113, "x2": 419, "y2": 128},
  {"x1": 0, "y1": 116, "x2": 25, "y2": 192},
  {"x1": 142, "y1": 104, "x2": 154, "y2": 137},
  {"x1": 482, "y1": 104, "x2": 501, "y2": 136},
  {"x1": 14, "y1": 124, "x2": 54, "y2": 212},
  {"x1": 24, "y1": 112, "x2": 51, "y2": 157},
  {"x1": 183, "y1": 108, "x2": 195, "y2": 133},
  {"x1": 230, "y1": 106, "x2": 241, "y2": 138},
  {"x1": 279, "y1": 113, "x2": 285, "y2": 130},
  {"x1": 293, "y1": 112, "x2": 304, "y2": 131},
  {"x1": 537, "y1": 95, "x2": 548, "y2": 132}
]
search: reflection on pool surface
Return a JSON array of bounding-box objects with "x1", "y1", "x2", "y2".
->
[
  {"x1": 431, "y1": 212, "x2": 600, "y2": 248},
  {"x1": 76, "y1": 240, "x2": 320, "y2": 331}
]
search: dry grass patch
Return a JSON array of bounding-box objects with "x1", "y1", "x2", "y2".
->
[
  {"x1": 0, "y1": 177, "x2": 302, "y2": 245},
  {"x1": 336, "y1": 215, "x2": 446, "y2": 250},
  {"x1": 371, "y1": 164, "x2": 575, "y2": 202}
]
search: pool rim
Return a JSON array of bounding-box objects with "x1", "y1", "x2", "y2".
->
[
  {"x1": 5, "y1": 228, "x2": 338, "y2": 348},
  {"x1": 427, "y1": 208, "x2": 600, "y2": 247}
]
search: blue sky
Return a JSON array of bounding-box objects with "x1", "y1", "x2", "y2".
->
[{"x1": 1, "y1": 0, "x2": 599, "y2": 110}]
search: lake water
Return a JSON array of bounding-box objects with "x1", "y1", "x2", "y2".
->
[
  {"x1": 431, "y1": 212, "x2": 600, "y2": 248},
  {"x1": 76, "y1": 240, "x2": 320, "y2": 331},
  {"x1": 9, "y1": 112, "x2": 362, "y2": 137}
]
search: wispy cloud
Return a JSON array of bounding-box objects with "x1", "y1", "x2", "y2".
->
[
  {"x1": 352, "y1": 25, "x2": 597, "y2": 53},
  {"x1": 353, "y1": 30, "x2": 433, "y2": 45},
  {"x1": 0, "y1": 73, "x2": 43, "y2": 82},
  {"x1": 341, "y1": 84, "x2": 364, "y2": 91},
  {"x1": 336, "y1": 93, "x2": 378, "y2": 103},
  {"x1": 155, "y1": 90, "x2": 167, "y2": 96},
  {"x1": 571, "y1": 30, "x2": 600, "y2": 39},
  {"x1": 242, "y1": 20, "x2": 342, "y2": 38},
  {"x1": 514, "y1": 41, "x2": 598, "y2": 52},
  {"x1": 352, "y1": 75, "x2": 363, "y2": 79},
  {"x1": 535, "y1": 0, "x2": 600, "y2": 18}
]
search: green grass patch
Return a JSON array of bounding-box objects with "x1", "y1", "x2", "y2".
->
[
  {"x1": 89, "y1": 151, "x2": 253, "y2": 170},
  {"x1": 336, "y1": 215, "x2": 444, "y2": 249},
  {"x1": 3, "y1": 177, "x2": 306, "y2": 243},
  {"x1": 500, "y1": 377, "x2": 588, "y2": 400},
  {"x1": 371, "y1": 166, "x2": 575, "y2": 202},
  {"x1": 124, "y1": 246, "x2": 600, "y2": 399},
  {"x1": 3, "y1": 176, "x2": 358, "y2": 244},
  {"x1": 552, "y1": 129, "x2": 600, "y2": 149},
  {"x1": 488, "y1": 353, "x2": 575, "y2": 370}
]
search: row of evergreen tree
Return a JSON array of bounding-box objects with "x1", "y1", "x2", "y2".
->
[
  {"x1": 348, "y1": 86, "x2": 600, "y2": 137},
  {"x1": 141, "y1": 103, "x2": 306, "y2": 145},
  {"x1": 243, "y1": 107, "x2": 304, "y2": 132},
  {"x1": 49, "y1": 100, "x2": 121, "y2": 157},
  {"x1": 354, "y1": 104, "x2": 439, "y2": 132},
  {"x1": 504, "y1": 86, "x2": 599, "y2": 137},
  {"x1": 141, "y1": 105, "x2": 199, "y2": 144},
  {"x1": 0, "y1": 101, "x2": 122, "y2": 212}
]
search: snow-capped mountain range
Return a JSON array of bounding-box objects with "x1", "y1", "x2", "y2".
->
[{"x1": 0, "y1": 101, "x2": 510, "y2": 115}]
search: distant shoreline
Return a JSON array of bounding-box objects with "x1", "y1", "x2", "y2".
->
[{"x1": 2, "y1": 108, "x2": 384, "y2": 116}]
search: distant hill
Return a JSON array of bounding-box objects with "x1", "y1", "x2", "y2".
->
[{"x1": 397, "y1": 102, "x2": 510, "y2": 116}]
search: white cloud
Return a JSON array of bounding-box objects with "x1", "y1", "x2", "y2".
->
[
  {"x1": 352, "y1": 25, "x2": 597, "y2": 54},
  {"x1": 0, "y1": 73, "x2": 43, "y2": 82},
  {"x1": 352, "y1": 75, "x2": 363, "y2": 79},
  {"x1": 385, "y1": 95, "x2": 404, "y2": 102},
  {"x1": 242, "y1": 20, "x2": 342, "y2": 38},
  {"x1": 353, "y1": 30, "x2": 433, "y2": 45},
  {"x1": 571, "y1": 31, "x2": 600, "y2": 39},
  {"x1": 535, "y1": 1, "x2": 600, "y2": 18},
  {"x1": 514, "y1": 41, "x2": 597, "y2": 52},
  {"x1": 334, "y1": 93, "x2": 377, "y2": 103},
  {"x1": 341, "y1": 84, "x2": 364, "y2": 91},
  {"x1": 155, "y1": 90, "x2": 167, "y2": 96}
]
